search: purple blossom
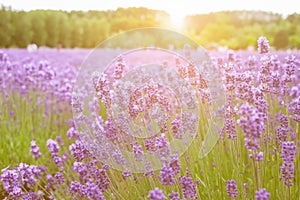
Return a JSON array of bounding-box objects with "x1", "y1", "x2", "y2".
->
[
  {"x1": 243, "y1": 183, "x2": 248, "y2": 195},
  {"x1": 104, "y1": 117, "x2": 119, "y2": 142},
  {"x1": 47, "y1": 139, "x2": 60, "y2": 156},
  {"x1": 255, "y1": 188, "x2": 270, "y2": 200},
  {"x1": 276, "y1": 126, "x2": 288, "y2": 143},
  {"x1": 22, "y1": 191, "x2": 39, "y2": 200},
  {"x1": 148, "y1": 187, "x2": 165, "y2": 200},
  {"x1": 0, "y1": 168, "x2": 23, "y2": 198},
  {"x1": 244, "y1": 138, "x2": 260, "y2": 151},
  {"x1": 226, "y1": 180, "x2": 238, "y2": 199},
  {"x1": 280, "y1": 141, "x2": 296, "y2": 186},
  {"x1": 145, "y1": 138, "x2": 157, "y2": 153},
  {"x1": 257, "y1": 36, "x2": 270, "y2": 54},
  {"x1": 155, "y1": 134, "x2": 170, "y2": 159},
  {"x1": 159, "y1": 166, "x2": 175, "y2": 185},
  {"x1": 179, "y1": 176, "x2": 197, "y2": 199},
  {"x1": 281, "y1": 141, "x2": 296, "y2": 163},
  {"x1": 54, "y1": 172, "x2": 64, "y2": 184},
  {"x1": 144, "y1": 161, "x2": 154, "y2": 177},
  {"x1": 85, "y1": 181, "x2": 106, "y2": 200},
  {"x1": 255, "y1": 152, "x2": 264, "y2": 161},
  {"x1": 52, "y1": 155, "x2": 63, "y2": 167},
  {"x1": 169, "y1": 155, "x2": 180, "y2": 175},
  {"x1": 171, "y1": 117, "x2": 184, "y2": 139},
  {"x1": 72, "y1": 162, "x2": 89, "y2": 183},
  {"x1": 30, "y1": 140, "x2": 41, "y2": 159},
  {"x1": 69, "y1": 181, "x2": 82, "y2": 196},
  {"x1": 168, "y1": 191, "x2": 181, "y2": 200},
  {"x1": 46, "y1": 174, "x2": 56, "y2": 188},
  {"x1": 285, "y1": 55, "x2": 297, "y2": 77},
  {"x1": 19, "y1": 163, "x2": 41, "y2": 187},
  {"x1": 132, "y1": 144, "x2": 144, "y2": 161},
  {"x1": 122, "y1": 170, "x2": 132, "y2": 178},
  {"x1": 67, "y1": 127, "x2": 79, "y2": 140},
  {"x1": 69, "y1": 140, "x2": 90, "y2": 162},
  {"x1": 56, "y1": 136, "x2": 64, "y2": 146},
  {"x1": 225, "y1": 119, "x2": 237, "y2": 140},
  {"x1": 238, "y1": 103, "x2": 266, "y2": 150}
]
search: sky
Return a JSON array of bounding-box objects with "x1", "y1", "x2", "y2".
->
[{"x1": 0, "y1": 0, "x2": 299, "y2": 26}]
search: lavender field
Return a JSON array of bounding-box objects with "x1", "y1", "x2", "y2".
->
[{"x1": 0, "y1": 39, "x2": 299, "y2": 200}]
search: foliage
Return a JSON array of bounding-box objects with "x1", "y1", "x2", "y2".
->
[{"x1": 0, "y1": 6, "x2": 299, "y2": 49}]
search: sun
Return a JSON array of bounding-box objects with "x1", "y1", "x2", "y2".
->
[{"x1": 168, "y1": 11, "x2": 186, "y2": 29}]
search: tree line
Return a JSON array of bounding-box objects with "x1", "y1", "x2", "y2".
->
[{"x1": 0, "y1": 5, "x2": 299, "y2": 49}]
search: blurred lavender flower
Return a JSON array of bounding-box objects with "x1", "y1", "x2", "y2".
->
[
  {"x1": 168, "y1": 191, "x2": 181, "y2": 200},
  {"x1": 0, "y1": 163, "x2": 46, "y2": 199},
  {"x1": 0, "y1": 168, "x2": 23, "y2": 198},
  {"x1": 169, "y1": 154, "x2": 180, "y2": 175},
  {"x1": 67, "y1": 127, "x2": 79, "y2": 140},
  {"x1": 159, "y1": 166, "x2": 175, "y2": 185},
  {"x1": 255, "y1": 188, "x2": 270, "y2": 200},
  {"x1": 30, "y1": 140, "x2": 41, "y2": 159},
  {"x1": 257, "y1": 36, "x2": 270, "y2": 54},
  {"x1": 280, "y1": 141, "x2": 296, "y2": 186},
  {"x1": 69, "y1": 140, "x2": 90, "y2": 162},
  {"x1": 243, "y1": 183, "x2": 248, "y2": 195},
  {"x1": 47, "y1": 139, "x2": 60, "y2": 156},
  {"x1": 54, "y1": 171, "x2": 64, "y2": 184},
  {"x1": 226, "y1": 179, "x2": 238, "y2": 199},
  {"x1": 132, "y1": 144, "x2": 144, "y2": 161},
  {"x1": 148, "y1": 187, "x2": 165, "y2": 200},
  {"x1": 225, "y1": 119, "x2": 237, "y2": 140},
  {"x1": 255, "y1": 152, "x2": 264, "y2": 161},
  {"x1": 238, "y1": 103, "x2": 266, "y2": 150},
  {"x1": 179, "y1": 176, "x2": 197, "y2": 199},
  {"x1": 122, "y1": 170, "x2": 132, "y2": 178}
]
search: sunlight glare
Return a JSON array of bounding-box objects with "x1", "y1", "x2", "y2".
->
[{"x1": 169, "y1": 11, "x2": 186, "y2": 29}]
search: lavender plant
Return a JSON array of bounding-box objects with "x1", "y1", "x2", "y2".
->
[{"x1": 0, "y1": 35, "x2": 299, "y2": 199}]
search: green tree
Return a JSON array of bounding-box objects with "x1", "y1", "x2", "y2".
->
[
  {"x1": 29, "y1": 11, "x2": 47, "y2": 46},
  {"x1": 11, "y1": 11, "x2": 33, "y2": 47},
  {"x1": 0, "y1": 6, "x2": 14, "y2": 47},
  {"x1": 273, "y1": 29, "x2": 289, "y2": 49}
]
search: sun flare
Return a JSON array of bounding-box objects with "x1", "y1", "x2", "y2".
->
[{"x1": 168, "y1": 11, "x2": 186, "y2": 29}]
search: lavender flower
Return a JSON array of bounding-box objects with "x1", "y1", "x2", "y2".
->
[
  {"x1": 148, "y1": 188, "x2": 165, "y2": 200},
  {"x1": 243, "y1": 183, "x2": 248, "y2": 195},
  {"x1": 255, "y1": 188, "x2": 270, "y2": 200},
  {"x1": 158, "y1": 166, "x2": 175, "y2": 185},
  {"x1": 67, "y1": 127, "x2": 79, "y2": 140},
  {"x1": 226, "y1": 180, "x2": 238, "y2": 199},
  {"x1": 22, "y1": 191, "x2": 39, "y2": 200},
  {"x1": 255, "y1": 152, "x2": 264, "y2": 161},
  {"x1": 30, "y1": 140, "x2": 41, "y2": 159},
  {"x1": 69, "y1": 140, "x2": 90, "y2": 162},
  {"x1": 238, "y1": 103, "x2": 266, "y2": 150},
  {"x1": 69, "y1": 181, "x2": 82, "y2": 196},
  {"x1": 280, "y1": 141, "x2": 296, "y2": 186},
  {"x1": 122, "y1": 170, "x2": 132, "y2": 178},
  {"x1": 0, "y1": 168, "x2": 23, "y2": 198},
  {"x1": 132, "y1": 144, "x2": 144, "y2": 161},
  {"x1": 225, "y1": 119, "x2": 237, "y2": 140},
  {"x1": 47, "y1": 139, "x2": 60, "y2": 156},
  {"x1": 85, "y1": 181, "x2": 106, "y2": 200},
  {"x1": 46, "y1": 174, "x2": 56, "y2": 188},
  {"x1": 54, "y1": 172, "x2": 64, "y2": 184},
  {"x1": 257, "y1": 36, "x2": 270, "y2": 54},
  {"x1": 179, "y1": 176, "x2": 197, "y2": 199},
  {"x1": 169, "y1": 154, "x2": 180, "y2": 175},
  {"x1": 168, "y1": 191, "x2": 181, "y2": 200},
  {"x1": 281, "y1": 141, "x2": 296, "y2": 163}
]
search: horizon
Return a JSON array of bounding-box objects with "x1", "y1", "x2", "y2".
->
[{"x1": 0, "y1": 0, "x2": 299, "y2": 19}]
